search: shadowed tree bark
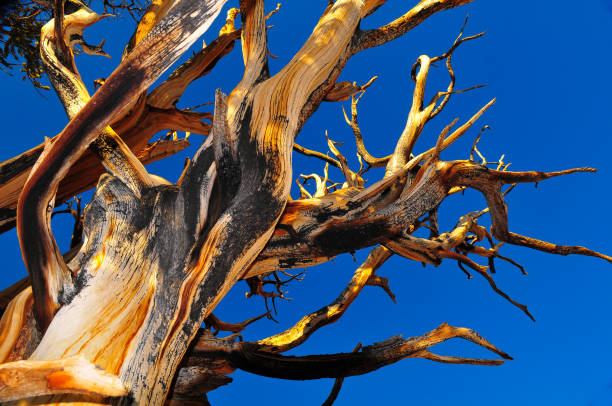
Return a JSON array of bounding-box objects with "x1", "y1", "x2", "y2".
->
[{"x1": 0, "y1": 0, "x2": 609, "y2": 405}]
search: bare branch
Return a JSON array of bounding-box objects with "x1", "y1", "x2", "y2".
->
[
  {"x1": 325, "y1": 76, "x2": 377, "y2": 102},
  {"x1": 405, "y1": 98, "x2": 496, "y2": 171},
  {"x1": 409, "y1": 349, "x2": 504, "y2": 366},
  {"x1": 322, "y1": 376, "x2": 345, "y2": 406},
  {"x1": 204, "y1": 312, "x2": 270, "y2": 335},
  {"x1": 293, "y1": 143, "x2": 342, "y2": 169},
  {"x1": 385, "y1": 55, "x2": 437, "y2": 174},
  {"x1": 429, "y1": 19, "x2": 486, "y2": 120},
  {"x1": 322, "y1": 343, "x2": 361, "y2": 406},
  {"x1": 470, "y1": 125, "x2": 491, "y2": 161},
  {"x1": 41, "y1": 3, "x2": 155, "y2": 194},
  {"x1": 326, "y1": 132, "x2": 364, "y2": 188},
  {"x1": 190, "y1": 322, "x2": 510, "y2": 380},
  {"x1": 442, "y1": 250, "x2": 535, "y2": 321},
  {"x1": 256, "y1": 246, "x2": 392, "y2": 353},
  {"x1": 366, "y1": 274, "x2": 397, "y2": 303},
  {"x1": 353, "y1": 0, "x2": 475, "y2": 54},
  {"x1": 341, "y1": 78, "x2": 393, "y2": 168},
  {"x1": 147, "y1": 8, "x2": 241, "y2": 109}
]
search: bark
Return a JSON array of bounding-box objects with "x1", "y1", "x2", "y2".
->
[{"x1": 0, "y1": 1, "x2": 609, "y2": 405}]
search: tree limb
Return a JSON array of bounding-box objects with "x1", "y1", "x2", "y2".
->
[
  {"x1": 187, "y1": 322, "x2": 511, "y2": 380},
  {"x1": 256, "y1": 246, "x2": 392, "y2": 353},
  {"x1": 352, "y1": 0, "x2": 475, "y2": 53}
]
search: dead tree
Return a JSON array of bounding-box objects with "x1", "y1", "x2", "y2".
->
[{"x1": 0, "y1": 0, "x2": 609, "y2": 404}]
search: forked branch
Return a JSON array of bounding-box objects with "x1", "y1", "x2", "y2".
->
[
  {"x1": 256, "y1": 246, "x2": 392, "y2": 353},
  {"x1": 188, "y1": 322, "x2": 510, "y2": 380},
  {"x1": 341, "y1": 77, "x2": 392, "y2": 168}
]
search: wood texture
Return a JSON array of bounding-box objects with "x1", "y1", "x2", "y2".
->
[
  {"x1": 1, "y1": 0, "x2": 609, "y2": 405},
  {"x1": 0, "y1": 355, "x2": 126, "y2": 402}
]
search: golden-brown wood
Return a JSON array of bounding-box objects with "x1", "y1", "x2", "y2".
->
[
  {"x1": 0, "y1": 287, "x2": 34, "y2": 363},
  {"x1": 1, "y1": 1, "x2": 609, "y2": 405},
  {"x1": 0, "y1": 355, "x2": 126, "y2": 402}
]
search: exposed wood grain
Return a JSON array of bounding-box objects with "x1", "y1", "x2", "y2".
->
[
  {"x1": 15, "y1": 0, "x2": 227, "y2": 403},
  {"x1": 0, "y1": 287, "x2": 35, "y2": 363},
  {"x1": 4, "y1": 1, "x2": 609, "y2": 405},
  {"x1": 0, "y1": 355, "x2": 126, "y2": 402}
]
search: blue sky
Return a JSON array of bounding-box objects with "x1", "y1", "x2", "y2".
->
[{"x1": 1, "y1": 1, "x2": 612, "y2": 405}]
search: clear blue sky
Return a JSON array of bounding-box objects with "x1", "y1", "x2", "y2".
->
[{"x1": 1, "y1": 1, "x2": 612, "y2": 405}]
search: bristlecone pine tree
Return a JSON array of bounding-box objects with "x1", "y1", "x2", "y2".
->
[{"x1": 0, "y1": 0, "x2": 609, "y2": 404}]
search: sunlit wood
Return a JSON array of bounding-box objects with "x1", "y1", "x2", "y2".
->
[{"x1": 0, "y1": 0, "x2": 608, "y2": 405}]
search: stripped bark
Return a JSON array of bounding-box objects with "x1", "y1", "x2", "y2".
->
[
  {"x1": 0, "y1": 0, "x2": 609, "y2": 405},
  {"x1": 0, "y1": 355, "x2": 127, "y2": 402}
]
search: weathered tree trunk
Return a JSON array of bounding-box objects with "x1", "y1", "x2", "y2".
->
[{"x1": 0, "y1": 1, "x2": 609, "y2": 405}]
